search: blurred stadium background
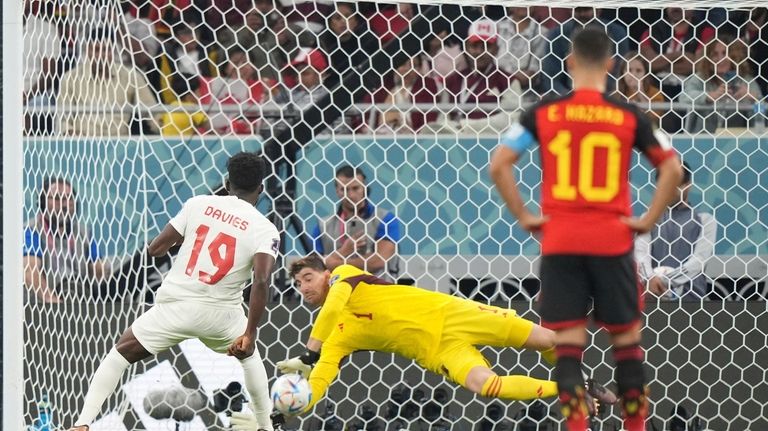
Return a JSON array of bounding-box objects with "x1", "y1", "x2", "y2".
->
[{"x1": 3, "y1": 0, "x2": 767, "y2": 430}]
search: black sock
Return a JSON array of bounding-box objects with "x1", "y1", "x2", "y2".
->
[
  {"x1": 555, "y1": 345, "x2": 588, "y2": 430},
  {"x1": 614, "y1": 344, "x2": 648, "y2": 430}
]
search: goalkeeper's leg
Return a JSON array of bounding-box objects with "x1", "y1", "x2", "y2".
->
[
  {"x1": 466, "y1": 366, "x2": 559, "y2": 400},
  {"x1": 522, "y1": 323, "x2": 618, "y2": 405},
  {"x1": 439, "y1": 345, "x2": 558, "y2": 400},
  {"x1": 70, "y1": 328, "x2": 151, "y2": 429}
]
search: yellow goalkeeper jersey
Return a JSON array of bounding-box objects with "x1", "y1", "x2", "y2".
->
[{"x1": 304, "y1": 264, "x2": 465, "y2": 410}]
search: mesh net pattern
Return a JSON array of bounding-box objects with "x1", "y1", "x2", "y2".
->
[{"x1": 20, "y1": 1, "x2": 768, "y2": 430}]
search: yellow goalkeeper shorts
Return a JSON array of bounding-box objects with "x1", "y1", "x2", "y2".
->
[{"x1": 424, "y1": 299, "x2": 535, "y2": 386}]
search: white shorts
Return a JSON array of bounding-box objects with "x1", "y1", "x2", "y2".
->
[{"x1": 131, "y1": 301, "x2": 247, "y2": 354}]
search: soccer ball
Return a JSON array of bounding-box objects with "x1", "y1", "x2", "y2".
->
[{"x1": 271, "y1": 374, "x2": 312, "y2": 415}]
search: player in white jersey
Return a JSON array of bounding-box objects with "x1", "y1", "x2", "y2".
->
[{"x1": 69, "y1": 153, "x2": 281, "y2": 431}]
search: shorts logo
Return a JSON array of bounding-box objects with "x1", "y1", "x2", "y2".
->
[{"x1": 271, "y1": 238, "x2": 280, "y2": 253}]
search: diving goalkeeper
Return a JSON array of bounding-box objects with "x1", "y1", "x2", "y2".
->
[{"x1": 234, "y1": 255, "x2": 616, "y2": 427}]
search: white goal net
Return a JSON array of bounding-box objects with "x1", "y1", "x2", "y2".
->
[{"x1": 13, "y1": 0, "x2": 768, "y2": 430}]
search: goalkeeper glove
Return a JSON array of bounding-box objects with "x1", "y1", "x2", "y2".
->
[
  {"x1": 276, "y1": 350, "x2": 319, "y2": 376},
  {"x1": 230, "y1": 412, "x2": 260, "y2": 431},
  {"x1": 230, "y1": 411, "x2": 286, "y2": 431}
]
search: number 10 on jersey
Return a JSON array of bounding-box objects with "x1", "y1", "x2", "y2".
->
[{"x1": 548, "y1": 131, "x2": 622, "y2": 203}]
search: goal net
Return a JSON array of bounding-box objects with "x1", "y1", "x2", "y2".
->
[{"x1": 16, "y1": 0, "x2": 767, "y2": 430}]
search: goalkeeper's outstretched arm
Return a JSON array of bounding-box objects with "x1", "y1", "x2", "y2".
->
[
  {"x1": 231, "y1": 341, "x2": 353, "y2": 430},
  {"x1": 301, "y1": 342, "x2": 353, "y2": 413}
]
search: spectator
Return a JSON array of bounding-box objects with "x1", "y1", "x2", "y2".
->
[
  {"x1": 311, "y1": 165, "x2": 401, "y2": 279},
  {"x1": 57, "y1": 28, "x2": 158, "y2": 136},
  {"x1": 267, "y1": 12, "x2": 318, "y2": 74},
  {"x1": 157, "y1": 74, "x2": 209, "y2": 136},
  {"x1": 283, "y1": 0, "x2": 334, "y2": 35},
  {"x1": 496, "y1": 7, "x2": 547, "y2": 92},
  {"x1": 275, "y1": 48, "x2": 329, "y2": 106},
  {"x1": 635, "y1": 163, "x2": 718, "y2": 300},
  {"x1": 639, "y1": 8, "x2": 715, "y2": 99},
  {"x1": 679, "y1": 36, "x2": 762, "y2": 133},
  {"x1": 615, "y1": 52, "x2": 666, "y2": 125},
  {"x1": 23, "y1": 177, "x2": 111, "y2": 303},
  {"x1": 442, "y1": 19, "x2": 522, "y2": 133},
  {"x1": 425, "y1": 30, "x2": 467, "y2": 85},
  {"x1": 319, "y1": 2, "x2": 378, "y2": 95},
  {"x1": 216, "y1": 6, "x2": 314, "y2": 83},
  {"x1": 150, "y1": 24, "x2": 218, "y2": 104},
  {"x1": 274, "y1": 47, "x2": 355, "y2": 134},
  {"x1": 368, "y1": 55, "x2": 439, "y2": 133},
  {"x1": 23, "y1": 1, "x2": 62, "y2": 134},
  {"x1": 200, "y1": 48, "x2": 269, "y2": 134},
  {"x1": 120, "y1": 1, "x2": 161, "y2": 73},
  {"x1": 368, "y1": 3, "x2": 414, "y2": 43},
  {"x1": 539, "y1": 7, "x2": 628, "y2": 96},
  {"x1": 216, "y1": 8, "x2": 271, "y2": 74},
  {"x1": 742, "y1": 8, "x2": 768, "y2": 97},
  {"x1": 137, "y1": 0, "x2": 205, "y2": 39}
]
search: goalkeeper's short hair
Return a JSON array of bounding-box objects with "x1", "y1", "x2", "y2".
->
[{"x1": 289, "y1": 254, "x2": 327, "y2": 278}]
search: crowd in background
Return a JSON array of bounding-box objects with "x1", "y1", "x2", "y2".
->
[
  {"x1": 21, "y1": 1, "x2": 728, "y2": 306},
  {"x1": 22, "y1": 1, "x2": 768, "y2": 137}
]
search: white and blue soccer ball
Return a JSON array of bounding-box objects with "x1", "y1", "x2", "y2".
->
[{"x1": 271, "y1": 374, "x2": 312, "y2": 415}]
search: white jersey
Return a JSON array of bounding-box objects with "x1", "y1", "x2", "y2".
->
[{"x1": 155, "y1": 195, "x2": 280, "y2": 306}]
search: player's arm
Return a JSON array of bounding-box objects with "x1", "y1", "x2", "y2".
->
[
  {"x1": 302, "y1": 338, "x2": 354, "y2": 414},
  {"x1": 342, "y1": 215, "x2": 400, "y2": 273},
  {"x1": 22, "y1": 228, "x2": 60, "y2": 303},
  {"x1": 633, "y1": 228, "x2": 654, "y2": 282},
  {"x1": 232, "y1": 337, "x2": 353, "y2": 430},
  {"x1": 149, "y1": 200, "x2": 192, "y2": 257},
  {"x1": 623, "y1": 115, "x2": 683, "y2": 233},
  {"x1": 490, "y1": 115, "x2": 546, "y2": 232},
  {"x1": 309, "y1": 280, "x2": 353, "y2": 347},
  {"x1": 229, "y1": 230, "x2": 280, "y2": 360},
  {"x1": 23, "y1": 256, "x2": 60, "y2": 303},
  {"x1": 354, "y1": 238, "x2": 396, "y2": 274},
  {"x1": 247, "y1": 253, "x2": 276, "y2": 336},
  {"x1": 147, "y1": 223, "x2": 184, "y2": 257},
  {"x1": 667, "y1": 213, "x2": 717, "y2": 284},
  {"x1": 277, "y1": 281, "x2": 353, "y2": 375}
]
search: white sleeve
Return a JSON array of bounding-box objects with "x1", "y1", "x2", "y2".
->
[
  {"x1": 634, "y1": 230, "x2": 654, "y2": 282},
  {"x1": 169, "y1": 200, "x2": 193, "y2": 236},
  {"x1": 253, "y1": 225, "x2": 281, "y2": 258},
  {"x1": 669, "y1": 212, "x2": 717, "y2": 286}
]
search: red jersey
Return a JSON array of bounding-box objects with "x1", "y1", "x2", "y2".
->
[{"x1": 517, "y1": 89, "x2": 675, "y2": 255}]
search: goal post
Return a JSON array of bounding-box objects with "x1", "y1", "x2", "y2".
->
[
  {"x1": 4, "y1": 0, "x2": 26, "y2": 429},
  {"x1": 11, "y1": 0, "x2": 768, "y2": 430}
]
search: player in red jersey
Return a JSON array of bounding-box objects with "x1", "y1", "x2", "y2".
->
[{"x1": 490, "y1": 28, "x2": 682, "y2": 431}]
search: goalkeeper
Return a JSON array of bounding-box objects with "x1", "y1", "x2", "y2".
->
[{"x1": 234, "y1": 255, "x2": 616, "y2": 426}]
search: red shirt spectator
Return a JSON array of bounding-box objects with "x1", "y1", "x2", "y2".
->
[
  {"x1": 199, "y1": 48, "x2": 269, "y2": 134},
  {"x1": 368, "y1": 3, "x2": 413, "y2": 43},
  {"x1": 284, "y1": 1, "x2": 333, "y2": 34},
  {"x1": 443, "y1": 20, "x2": 516, "y2": 120},
  {"x1": 368, "y1": 55, "x2": 439, "y2": 132},
  {"x1": 640, "y1": 8, "x2": 714, "y2": 79}
]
